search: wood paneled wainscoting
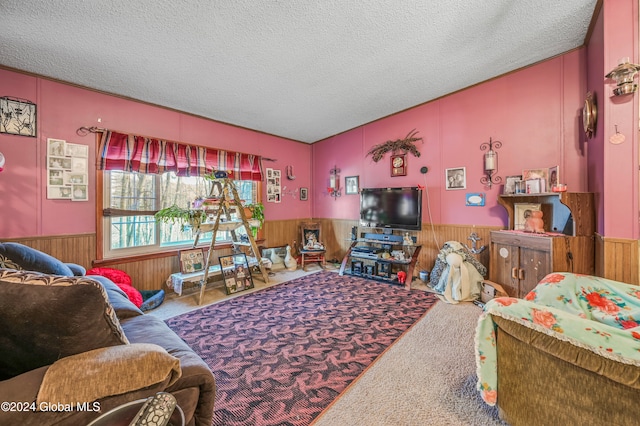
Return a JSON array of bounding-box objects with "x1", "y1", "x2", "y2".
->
[
  {"x1": 18, "y1": 222, "x2": 634, "y2": 291},
  {"x1": 3, "y1": 233, "x2": 96, "y2": 271},
  {"x1": 314, "y1": 219, "x2": 500, "y2": 280},
  {"x1": 595, "y1": 233, "x2": 640, "y2": 285},
  {"x1": 5, "y1": 233, "x2": 233, "y2": 291}
]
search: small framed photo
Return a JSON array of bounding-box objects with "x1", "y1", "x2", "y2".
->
[
  {"x1": 525, "y1": 179, "x2": 542, "y2": 194},
  {"x1": 514, "y1": 203, "x2": 541, "y2": 231},
  {"x1": 65, "y1": 172, "x2": 87, "y2": 185},
  {"x1": 522, "y1": 168, "x2": 548, "y2": 181},
  {"x1": 179, "y1": 248, "x2": 205, "y2": 273},
  {"x1": 47, "y1": 186, "x2": 72, "y2": 200},
  {"x1": 47, "y1": 138, "x2": 66, "y2": 156},
  {"x1": 300, "y1": 187, "x2": 308, "y2": 201},
  {"x1": 504, "y1": 175, "x2": 523, "y2": 195},
  {"x1": 465, "y1": 193, "x2": 486, "y2": 206},
  {"x1": 219, "y1": 253, "x2": 254, "y2": 295},
  {"x1": 548, "y1": 165, "x2": 559, "y2": 188},
  {"x1": 345, "y1": 176, "x2": 359, "y2": 195},
  {"x1": 48, "y1": 170, "x2": 65, "y2": 186},
  {"x1": 445, "y1": 167, "x2": 466, "y2": 190},
  {"x1": 65, "y1": 143, "x2": 89, "y2": 158},
  {"x1": 71, "y1": 157, "x2": 88, "y2": 172},
  {"x1": 390, "y1": 154, "x2": 407, "y2": 177},
  {"x1": 71, "y1": 184, "x2": 88, "y2": 201},
  {"x1": 48, "y1": 156, "x2": 72, "y2": 170}
]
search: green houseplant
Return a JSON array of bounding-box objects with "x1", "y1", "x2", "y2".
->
[
  {"x1": 246, "y1": 202, "x2": 264, "y2": 238},
  {"x1": 154, "y1": 205, "x2": 207, "y2": 231}
]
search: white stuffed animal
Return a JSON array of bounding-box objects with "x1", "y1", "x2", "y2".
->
[{"x1": 433, "y1": 242, "x2": 484, "y2": 304}]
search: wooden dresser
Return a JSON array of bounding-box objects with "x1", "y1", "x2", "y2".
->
[{"x1": 489, "y1": 192, "x2": 595, "y2": 298}]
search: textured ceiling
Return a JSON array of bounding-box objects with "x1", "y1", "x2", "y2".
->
[{"x1": 0, "y1": 1, "x2": 597, "y2": 143}]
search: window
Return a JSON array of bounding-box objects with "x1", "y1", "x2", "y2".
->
[{"x1": 102, "y1": 170, "x2": 258, "y2": 259}]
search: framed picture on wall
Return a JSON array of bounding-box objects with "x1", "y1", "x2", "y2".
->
[
  {"x1": 345, "y1": 176, "x2": 359, "y2": 194},
  {"x1": 445, "y1": 167, "x2": 466, "y2": 190},
  {"x1": 0, "y1": 96, "x2": 36, "y2": 137},
  {"x1": 390, "y1": 154, "x2": 407, "y2": 177}
]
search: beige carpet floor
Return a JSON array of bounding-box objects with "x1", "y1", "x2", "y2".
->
[
  {"x1": 149, "y1": 267, "x2": 507, "y2": 426},
  {"x1": 313, "y1": 301, "x2": 506, "y2": 426}
]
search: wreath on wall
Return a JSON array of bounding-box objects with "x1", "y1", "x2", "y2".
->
[{"x1": 366, "y1": 129, "x2": 423, "y2": 162}]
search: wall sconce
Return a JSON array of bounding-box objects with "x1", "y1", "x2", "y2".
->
[
  {"x1": 328, "y1": 166, "x2": 341, "y2": 199},
  {"x1": 480, "y1": 137, "x2": 502, "y2": 188},
  {"x1": 605, "y1": 57, "x2": 640, "y2": 96}
]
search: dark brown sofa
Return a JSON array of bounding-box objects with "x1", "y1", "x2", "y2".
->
[{"x1": 0, "y1": 244, "x2": 215, "y2": 425}]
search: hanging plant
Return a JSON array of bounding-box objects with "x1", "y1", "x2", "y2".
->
[
  {"x1": 154, "y1": 205, "x2": 207, "y2": 231},
  {"x1": 366, "y1": 129, "x2": 423, "y2": 162}
]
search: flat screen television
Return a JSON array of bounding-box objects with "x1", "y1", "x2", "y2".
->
[{"x1": 359, "y1": 187, "x2": 422, "y2": 231}]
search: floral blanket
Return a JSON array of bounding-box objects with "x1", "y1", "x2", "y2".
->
[{"x1": 475, "y1": 272, "x2": 640, "y2": 406}]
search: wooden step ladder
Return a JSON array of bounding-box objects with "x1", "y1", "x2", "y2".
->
[{"x1": 193, "y1": 177, "x2": 269, "y2": 304}]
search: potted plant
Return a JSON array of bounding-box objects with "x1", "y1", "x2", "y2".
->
[
  {"x1": 245, "y1": 202, "x2": 264, "y2": 238},
  {"x1": 154, "y1": 205, "x2": 207, "y2": 231}
]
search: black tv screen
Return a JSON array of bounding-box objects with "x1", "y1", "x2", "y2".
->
[{"x1": 359, "y1": 187, "x2": 422, "y2": 231}]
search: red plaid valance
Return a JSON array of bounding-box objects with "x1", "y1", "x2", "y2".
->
[{"x1": 97, "y1": 130, "x2": 264, "y2": 181}]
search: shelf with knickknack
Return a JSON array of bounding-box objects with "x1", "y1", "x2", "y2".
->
[
  {"x1": 490, "y1": 192, "x2": 595, "y2": 298},
  {"x1": 339, "y1": 231, "x2": 421, "y2": 289}
]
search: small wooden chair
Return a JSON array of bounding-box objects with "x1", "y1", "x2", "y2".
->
[{"x1": 299, "y1": 222, "x2": 326, "y2": 271}]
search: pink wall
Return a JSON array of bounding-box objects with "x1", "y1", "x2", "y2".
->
[
  {"x1": 313, "y1": 50, "x2": 589, "y2": 229},
  {"x1": 3, "y1": 1, "x2": 638, "y2": 241},
  {"x1": 0, "y1": 70, "x2": 312, "y2": 239},
  {"x1": 598, "y1": 0, "x2": 639, "y2": 239}
]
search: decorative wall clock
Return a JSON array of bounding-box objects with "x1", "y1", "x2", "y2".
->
[
  {"x1": 583, "y1": 91, "x2": 597, "y2": 139},
  {"x1": 390, "y1": 154, "x2": 407, "y2": 176}
]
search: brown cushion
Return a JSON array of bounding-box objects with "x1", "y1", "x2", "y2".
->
[
  {"x1": 0, "y1": 269, "x2": 129, "y2": 380},
  {"x1": 36, "y1": 343, "x2": 181, "y2": 405}
]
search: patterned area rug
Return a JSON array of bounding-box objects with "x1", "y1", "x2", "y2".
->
[{"x1": 166, "y1": 270, "x2": 438, "y2": 426}]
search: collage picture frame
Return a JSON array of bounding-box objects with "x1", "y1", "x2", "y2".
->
[
  {"x1": 266, "y1": 168, "x2": 282, "y2": 203},
  {"x1": 46, "y1": 138, "x2": 89, "y2": 201},
  {"x1": 219, "y1": 253, "x2": 254, "y2": 295},
  {"x1": 179, "y1": 248, "x2": 205, "y2": 274}
]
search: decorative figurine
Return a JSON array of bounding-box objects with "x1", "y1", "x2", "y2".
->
[
  {"x1": 284, "y1": 245, "x2": 297, "y2": 271},
  {"x1": 524, "y1": 209, "x2": 545, "y2": 233}
]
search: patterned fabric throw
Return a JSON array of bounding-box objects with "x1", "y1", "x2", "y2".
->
[
  {"x1": 475, "y1": 272, "x2": 640, "y2": 406},
  {"x1": 166, "y1": 271, "x2": 438, "y2": 426}
]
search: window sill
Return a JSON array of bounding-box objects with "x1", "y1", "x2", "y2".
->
[{"x1": 94, "y1": 239, "x2": 265, "y2": 267}]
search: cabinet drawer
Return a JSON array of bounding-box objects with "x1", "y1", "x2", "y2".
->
[{"x1": 490, "y1": 231, "x2": 552, "y2": 252}]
